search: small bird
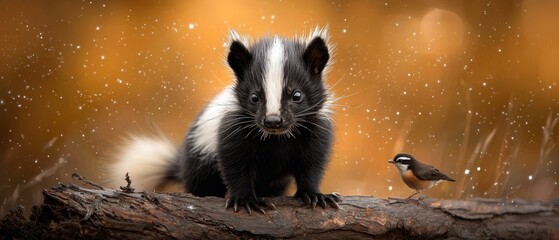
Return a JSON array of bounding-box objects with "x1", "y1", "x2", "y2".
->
[{"x1": 388, "y1": 153, "x2": 455, "y2": 199}]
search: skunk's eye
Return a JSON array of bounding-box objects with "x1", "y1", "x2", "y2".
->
[
  {"x1": 292, "y1": 91, "x2": 303, "y2": 103},
  {"x1": 250, "y1": 93, "x2": 260, "y2": 103}
]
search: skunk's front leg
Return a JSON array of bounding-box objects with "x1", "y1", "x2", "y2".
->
[
  {"x1": 294, "y1": 157, "x2": 341, "y2": 209},
  {"x1": 219, "y1": 158, "x2": 275, "y2": 214}
]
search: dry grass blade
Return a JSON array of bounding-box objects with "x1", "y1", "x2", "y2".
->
[{"x1": 533, "y1": 112, "x2": 559, "y2": 178}]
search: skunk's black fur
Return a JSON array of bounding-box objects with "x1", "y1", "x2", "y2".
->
[{"x1": 109, "y1": 28, "x2": 340, "y2": 213}]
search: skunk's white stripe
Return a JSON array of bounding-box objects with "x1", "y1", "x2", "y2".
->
[
  {"x1": 264, "y1": 37, "x2": 285, "y2": 115},
  {"x1": 190, "y1": 86, "x2": 237, "y2": 155}
]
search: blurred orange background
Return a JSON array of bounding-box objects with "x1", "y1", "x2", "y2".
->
[{"x1": 1, "y1": 0, "x2": 558, "y2": 216}]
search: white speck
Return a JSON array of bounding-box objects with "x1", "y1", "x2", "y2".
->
[
  {"x1": 528, "y1": 175, "x2": 533, "y2": 180},
  {"x1": 396, "y1": 112, "x2": 400, "y2": 115},
  {"x1": 388, "y1": 186, "x2": 393, "y2": 191},
  {"x1": 96, "y1": 26, "x2": 100, "y2": 30},
  {"x1": 188, "y1": 23, "x2": 195, "y2": 29},
  {"x1": 464, "y1": 169, "x2": 470, "y2": 175},
  {"x1": 187, "y1": 205, "x2": 195, "y2": 210},
  {"x1": 482, "y1": 82, "x2": 486, "y2": 86},
  {"x1": 498, "y1": 48, "x2": 502, "y2": 52},
  {"x1": 342, "y1": 29, "x2": 347, "y2": 33},
  {"x1": 101, "y1": 55, "x2": 105, "y2": 60},
  {"x1": 476, "y1": 167, "x2": 481, "y2": 171},
  {"x1": 403, "y1": 91, "x2": 407, "y2": 95},
  {"x1": 117, "y1": 79, "x2": 123, "y2": 84},
  {"x1": 76, "y1": 45, "x2": 81, "y2": 49}
]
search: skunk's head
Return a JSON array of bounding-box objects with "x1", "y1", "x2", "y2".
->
[{"x1": 227, "y1": 28, "x2": 332, "y2": 137}]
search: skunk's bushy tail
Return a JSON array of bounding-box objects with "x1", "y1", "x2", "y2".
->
[{"x1": 106, "y1": 134, "x2": 179, "y2": 191}]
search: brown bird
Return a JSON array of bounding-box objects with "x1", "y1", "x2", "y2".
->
[{"x1": 388, "y1": 153, "x2": 455, "y2": 199}]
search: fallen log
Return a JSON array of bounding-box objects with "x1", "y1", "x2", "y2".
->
[{"x1": 1, "y1": 180, "x2": 558, "y2": 239}]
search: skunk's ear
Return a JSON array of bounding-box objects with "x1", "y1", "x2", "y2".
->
[
  {"x1": 227, "y1": 41, "x2": 252, "y2": 80},
  {"x1": 303, "y1": 36, "x2": 330, "y2": 76}
]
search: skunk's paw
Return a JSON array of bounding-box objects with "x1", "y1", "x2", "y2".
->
[
  {"x1": 225, "y1": 196, "x2": 276, "y2": 214},
  {"x1": 295, "y1": 191, "x2": 342, "y2": 209}
]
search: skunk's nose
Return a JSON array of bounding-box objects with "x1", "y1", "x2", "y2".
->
[{"x1": 264, "y1": 115, "x2": 283, "y2": 129}]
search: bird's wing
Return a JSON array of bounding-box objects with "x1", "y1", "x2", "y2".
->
[{"x1": 415, "y1": 165, "x2": 455, "y2": 182}]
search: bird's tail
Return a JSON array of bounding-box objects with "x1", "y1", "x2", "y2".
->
[{"x1": 104, "y1": 133, "x2": 181, "y2": 191}]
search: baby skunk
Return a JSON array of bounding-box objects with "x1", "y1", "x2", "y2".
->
[{"x1": 108, "y1": 27, "x2": 340, "y2": 214}]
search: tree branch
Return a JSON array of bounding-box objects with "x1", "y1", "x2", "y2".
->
[{"x1": 1, "y1": 182, "x2": 558, "y2": 239}]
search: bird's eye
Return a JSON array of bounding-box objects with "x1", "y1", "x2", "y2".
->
[
  {"x1": 292, "y1": 91, "x2": 303, "y2": 103},
  {"x1": 250, "y1": 93, "x2": 260, "y2": 103}
]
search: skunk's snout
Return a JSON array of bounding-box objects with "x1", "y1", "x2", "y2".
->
[{"x1": 264, "y1": 115, "x2": 283, "y2": 129}]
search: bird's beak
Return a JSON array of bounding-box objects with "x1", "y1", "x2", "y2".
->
[{"x1": 388, "y1": 159, "x2": 395, "y2": 164}]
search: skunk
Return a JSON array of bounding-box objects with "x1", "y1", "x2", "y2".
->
[{"x1": 108, "y1": 27, "x2": 340, "y2": 213}]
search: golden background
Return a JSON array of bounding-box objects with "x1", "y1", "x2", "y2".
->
[{"x1": 1, "y1": 1, "x2": 558, "y2": 216}]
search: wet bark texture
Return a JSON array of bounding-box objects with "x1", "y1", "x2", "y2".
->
[{"x1": 1, "y1": 183, "x2": 558, "y2": 239}]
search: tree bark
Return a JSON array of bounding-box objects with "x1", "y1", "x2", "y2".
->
[{"x1": 1, "y1": 182, "x2": 558, "y2": 239}]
